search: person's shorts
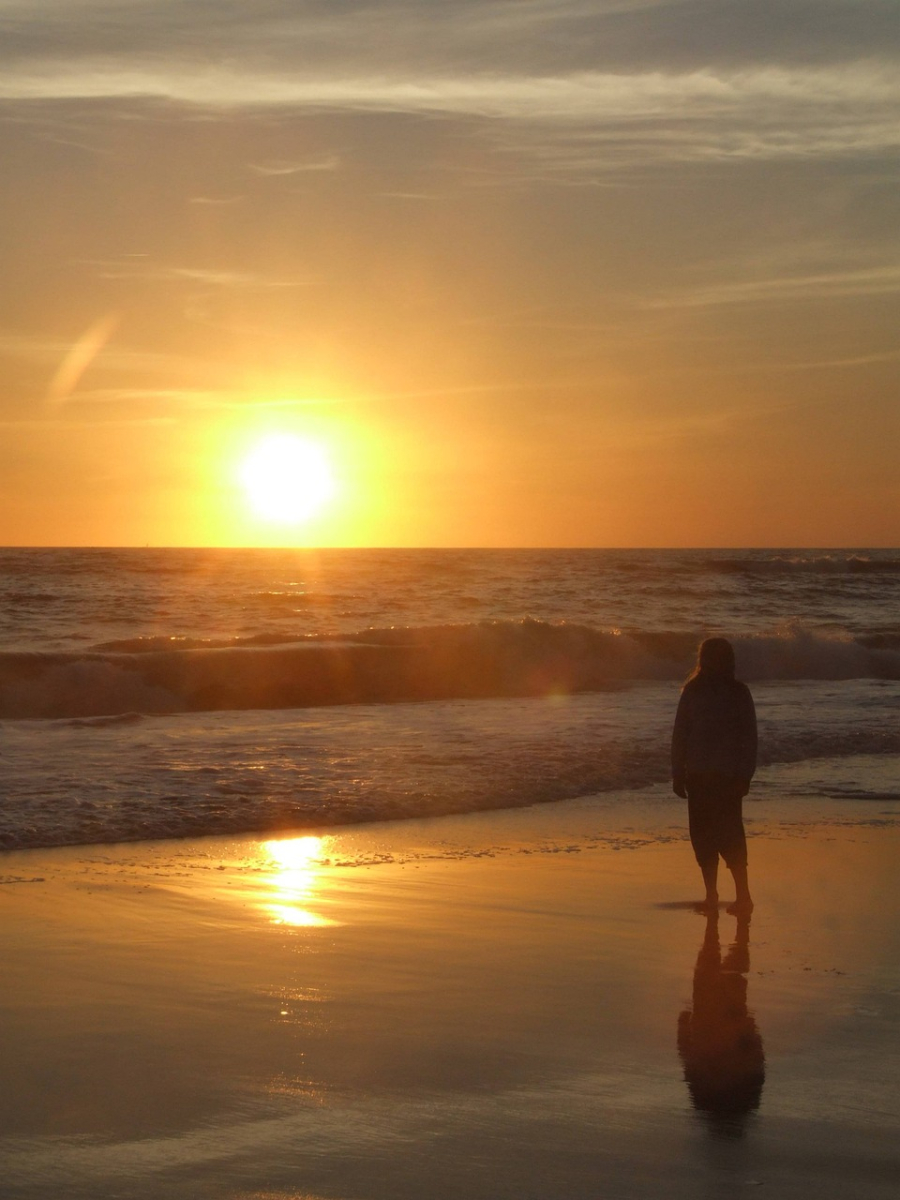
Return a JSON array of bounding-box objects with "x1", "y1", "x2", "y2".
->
[{"x1": 685, "y1": 773, "x2": 747, "y2": 869}]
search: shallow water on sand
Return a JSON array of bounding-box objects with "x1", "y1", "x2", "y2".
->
[
  {"x1": 1, "y1": 795, "x2": 899, "y2": 1199},
  {"x1": 4, "y1": 684, "x2": 900, "y2": 851}
]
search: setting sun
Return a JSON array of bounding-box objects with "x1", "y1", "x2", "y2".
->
[{"x1": 239, "y1": 433, "x2": 337, "y2": 524}]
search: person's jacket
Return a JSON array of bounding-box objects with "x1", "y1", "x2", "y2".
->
[{"x1": 672, "y1": 676, "x2": 757, "y2": 783}]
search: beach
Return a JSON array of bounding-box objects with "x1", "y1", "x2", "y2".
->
[
  {"x1": 2, "y1": 791, "x2": 899, "y2": 1200},
  {"x1": 3, "y1": 548, "x2": 899, "y2": 1196}
]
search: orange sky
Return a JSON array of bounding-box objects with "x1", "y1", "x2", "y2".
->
[{"x1": 1, "y1": 2, "x2": 898, "y2": 547}]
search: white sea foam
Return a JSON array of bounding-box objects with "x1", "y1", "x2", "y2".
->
[
  {"x1": 2, "y1": 623, "x2": 899, "y2": 721},
  {"x1": 2, "y1": 680, "x2": 899, "y2": 851}
]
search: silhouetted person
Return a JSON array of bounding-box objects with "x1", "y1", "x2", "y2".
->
[
  {"x1": 678, "y1": 909, "x2": 765, "y2": 1137},
  {"x1": 672, "y1": 637, "x2": 757, "y2": 913}
]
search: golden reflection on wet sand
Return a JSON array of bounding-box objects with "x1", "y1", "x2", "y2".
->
[
  {"x1": 260, "y1": 834, "x2": 339, "y2": 928},
  {"x1": 0, "y1": 828, "x2": 898, "y2": 1200}
]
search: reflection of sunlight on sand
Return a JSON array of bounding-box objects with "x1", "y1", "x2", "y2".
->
[{"x1": 262, "y1": 835, "x2": 339, "y2": 927}]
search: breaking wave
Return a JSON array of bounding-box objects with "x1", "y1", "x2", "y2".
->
[
  {"x1": 697, "y1": 555, "x2": 900, "y2": 575},
  {"x1": 2, "y1": 620, "x2": 900, "y2": 720}
]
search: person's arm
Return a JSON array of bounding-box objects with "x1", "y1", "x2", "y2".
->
[
  {"x1": 671, "y1": 689, "x2": 690, "y2": 798},
  {"x1": 737, "y1": 685, "x2": 757, "y2": 795}
]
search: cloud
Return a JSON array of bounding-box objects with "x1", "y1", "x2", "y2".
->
[
  {"x1": 1, "y1": 63, "x2": 898, "y2": 169},
  {"x1": 56, "y1": 386, "x2": 232, "y2": 409},
  {"x1": 81, "y1": 259, "x2": 315, "y2": 288},
  {"x1": 248, "y1": 154, "x2": 340, "y2": 175},
  {"x1": 0, "y1": 415, "x2": 177, "y2": 429},
  {"x1": 1, "y1": 1, "x2": 895, "y2": 78},
  {"x1": 1, "y1": 1, "x2": 897, "y2": 173},
  {"x1": 772, "y1": 348, "x2": 900, "y2": 371},
  {"x1": 649, "y1": 262, "x2": 900, "y2": 309},
  {"x1": 37, "y1": 130, "x2": 113, "y2": 155},
  {"x1": 188, "y1": 194, "x2": 244, "y2": 205},
  {"x1": 54, "y1": 387, "x2": 341, "y2": 411}
]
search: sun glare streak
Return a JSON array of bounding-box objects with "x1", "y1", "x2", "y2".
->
[
  {"x1": 267, "y1": 834, "x2": 324, "y2": 872},
  {"x1": 47, "y1": 312, "x2": 120, "y2": 406},
  {"x1": 262, "y1": 835, "x2": 337, "y2": 927},
  {"x1": 239, "y1": 433, "x2": 337, "y2": 524}
]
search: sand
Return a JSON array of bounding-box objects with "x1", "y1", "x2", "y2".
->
[{"x1": 1, "y1": 797, "x2": 899, "y2": 1200}]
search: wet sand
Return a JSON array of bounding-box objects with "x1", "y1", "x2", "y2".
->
[{"x1": 1, "y1": 800, "x2": 898, "y2": 1199}]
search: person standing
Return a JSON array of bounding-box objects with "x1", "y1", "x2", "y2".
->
[{"x1": 672, "y1": 638, "x2": 757, "y2": 913}]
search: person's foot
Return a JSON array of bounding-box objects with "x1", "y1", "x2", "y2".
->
[
  {"x1": 727, "y1": 895, "x2": 754, "y2": 916},
  {"x1": 693, "y1": 894, "x2": 719, "y2": 914}
]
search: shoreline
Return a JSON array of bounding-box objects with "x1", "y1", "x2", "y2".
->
[
  {"x1": 4, "y1": 744, "x2": 900, "y2": 860},
  {"x1": 2, "y1": 800, "x2": 899, "y2": 1199}
]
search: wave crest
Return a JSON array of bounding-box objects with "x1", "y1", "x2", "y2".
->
[
  {"x1": 699, "y1": 554, "x2": 900, "y2": 575},
  {"x1": 2, "y1": 621, "x2": 899, "y2": 720}
]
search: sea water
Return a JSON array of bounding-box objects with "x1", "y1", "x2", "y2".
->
[{"x1": 2, "y1": 548, "x2": 899, "y2": 850}]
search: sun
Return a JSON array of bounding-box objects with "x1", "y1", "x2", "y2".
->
[{"x1": 239, "y1": 433, "x2": 337, "y2": 524}]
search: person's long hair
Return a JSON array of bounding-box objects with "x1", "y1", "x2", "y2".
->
[{"x1": 685, "y1": 637, "x2": 737, "y2": 685}]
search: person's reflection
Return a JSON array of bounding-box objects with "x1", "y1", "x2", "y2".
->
[{"x1": 677, "y1": 910, "x2": 765, "y2": 1137}]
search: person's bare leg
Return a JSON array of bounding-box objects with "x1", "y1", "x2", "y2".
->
[
  {"x1": 728, "y1": 863, "x2": 753, "y2": 914},
  {"x1": 699, "y1": 858, "x2": 719, "y2": 912}
]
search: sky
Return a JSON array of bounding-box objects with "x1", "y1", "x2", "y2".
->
[{"x1": 1, "y1": 0, "x2": 898, "y2": 547}]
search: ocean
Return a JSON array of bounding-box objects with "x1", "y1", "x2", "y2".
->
[{"x1": 2, "y1": 548, "x2": 899, "y2": 851}]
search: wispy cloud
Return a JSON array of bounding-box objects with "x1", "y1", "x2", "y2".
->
[
  {"x1": 188, "y1": 194, "x2": 244, "y2": 205},
  {"x1": 378, "y1": 190, "x2": 442, "y2": 201},
  {"x1": 57, "y1": 387, "x2": 233, "y2": 409},
  {"x1": 356, "y1": 381, "x2": 602, "y2": 404},
  {"x1": 248, "y1": 154, "x2": 341, "y2": 175},
  {"x1": 0, "y1": 415, "x2": 177, "y2": 429},
  {"x1": 770, "y1": 348, "x2": 900, "y2": 371},
  {"x1": 0, "y1": 1, "x2": 891, "y2": 80},
  {"x1": 38, "y1": 130, "x2": 113, "y2": 155},
  {"x1": 56, "y1": 387, "x2": 341, "y2": 411},
  {"x1": 2, "y1": 63, "x2": 898, "y2": 168},
  {"x1": 82, "y1": 259, "x2": 315, "y2": 288},
  {"x1": 609, "y1": 393, "x2": 827, "y2": 447},
  {"x1": 649, "y1": 262, "x2": 900, "y2": 309},
  {"x1": 1, "y1": 61, "x2": 895, "y2": 114}
]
